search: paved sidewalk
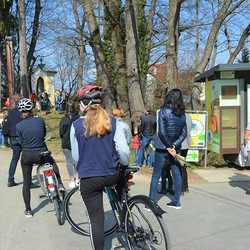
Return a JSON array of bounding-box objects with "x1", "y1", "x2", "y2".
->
[{"x1": 2, "y1": 147, "x2": 250, "y2": 250}]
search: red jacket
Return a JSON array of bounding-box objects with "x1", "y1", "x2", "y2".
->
[{"x1": 132, "y1": 134, "x2": 140, "y2": 150}]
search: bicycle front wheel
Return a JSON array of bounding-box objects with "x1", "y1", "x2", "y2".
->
[
  {"x1": 125, "y1": 197, "x2": 171, "y2": 250},
  {"x1": 64, "y1": 187, "x2": 117, "y2": 236}
]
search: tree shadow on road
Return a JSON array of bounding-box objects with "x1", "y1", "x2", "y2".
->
[{"x1": 228, "y1": 172, "x2": 250, "y2": 195}]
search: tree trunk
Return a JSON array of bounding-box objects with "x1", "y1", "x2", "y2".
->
[
  {"x1": 165, "y1": 0, "x2": 182, "y2": 90},
  {"x1": 18, "y1": 0, "x2": 29, "y2": 98},
  {"x1": 73, "y1": 0, "x2": 85, "y2": 89},
  {"x1": 27, "y1": 0, "x2": 41, "y2": 93},
  {"x1": 82, "y1": 0, "x2": 116, "y2": 113},
  {"x1": 125, "y1": 0, "x2": 145, "y2": 124},
  {"x1": 107, "y1": 0, "x2": 131, "y2": 122}
]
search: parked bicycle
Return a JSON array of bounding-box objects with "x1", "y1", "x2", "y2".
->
[
  {"x1": 36, "y1": 136, "x2": 65, "y2": 225},
  {"x1": 64, "y1": 165, "x2": 171, "y2": 249}
]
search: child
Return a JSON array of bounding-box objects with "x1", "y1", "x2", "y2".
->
[{"x1": 132, "y1": 126, "x2": 140, "y2": 164}]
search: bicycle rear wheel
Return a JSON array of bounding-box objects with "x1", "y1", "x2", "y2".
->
[
  {"x1": 64, "y1": 187, "x2": 117, "y2": 236},
  {"x1": 37, "y1": 165, "x2": 48, "y2": 195},
  {"x1": 53, "y1": 197, "x2": 64, "y2": 225},
  {"x1": 125, "y1": 197, "x2": 171, "y2": 250}
]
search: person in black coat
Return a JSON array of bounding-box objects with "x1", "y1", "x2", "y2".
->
[
  {"x1": 59, "y1": 100, "x2": 80, "y2": 188},
  {"x1": 7, "y1": 94, "x2": 23, "y2": 187}
]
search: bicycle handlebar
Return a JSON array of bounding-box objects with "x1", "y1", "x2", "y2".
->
[{"x1": 44, "y1": 136, "x2": 60, "y2": 142}]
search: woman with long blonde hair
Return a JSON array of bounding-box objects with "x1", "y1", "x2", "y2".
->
[{"x1": 70, "y1": 86, "x2": 129, "y2": 250}]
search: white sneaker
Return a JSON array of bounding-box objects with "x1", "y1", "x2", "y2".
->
[{"x1": 68, "y1": 181, "x2": 76, "y2": 189}]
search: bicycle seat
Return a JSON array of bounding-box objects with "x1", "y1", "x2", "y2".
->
[
  {"x1": 39, "y1": 150, "x2": 51, "y2": 157},
  {"x1": 124, "y1": 166, "x2": 140, "y2": 175}
]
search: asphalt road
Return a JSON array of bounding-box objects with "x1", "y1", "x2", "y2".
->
[{"x1": 1, "y1": 147, "x2": 250, "y2": 250}]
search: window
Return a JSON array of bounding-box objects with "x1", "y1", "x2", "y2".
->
[{"x1": 221, "y1": 86, "x2": 237, "y2": 100}]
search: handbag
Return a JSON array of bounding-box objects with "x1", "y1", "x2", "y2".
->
[{"x1": 238, "y1": 143, "x2": 248, "y2": 166}]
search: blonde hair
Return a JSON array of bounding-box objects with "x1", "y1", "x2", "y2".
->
[
  {"x1": 112, "y1": 108, "x2": 124, "y2": 118},
  {"x1": 83, "y1": 104, "x2": 111, "y2": 138}
]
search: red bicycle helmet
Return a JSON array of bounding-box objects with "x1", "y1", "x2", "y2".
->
[{"x1": 75, "y1": 85, "x2": 103, "y2": 104}]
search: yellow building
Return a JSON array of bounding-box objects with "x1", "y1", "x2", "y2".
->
[{"x1": 33, "y1": 62, "x2": 57, "y2": 107}]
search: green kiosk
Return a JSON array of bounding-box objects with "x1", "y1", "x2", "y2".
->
[{"x1": 195, "y1": 63, "x2": 250, "y2": 167}]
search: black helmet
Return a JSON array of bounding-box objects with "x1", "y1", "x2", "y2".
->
[
  {"x1": 18, "y1": 98, "x2": 34, "y2": 112},
  {"x1": 75, "y1": 85, "x2": 103, "y2": 105}
]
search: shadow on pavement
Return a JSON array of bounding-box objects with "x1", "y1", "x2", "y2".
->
[{"x1": 228, "y1": 173, "x2": 250, "y2": 195}]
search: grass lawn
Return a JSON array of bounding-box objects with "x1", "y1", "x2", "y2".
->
[
  {"x1": 42, "y1": 109, "x2": 226, "y2": 168},
  {"x1": 42, "y1": 110, "x2": 63, "y2": 154}
]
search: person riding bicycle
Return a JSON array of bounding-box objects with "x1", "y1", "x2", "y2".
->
[
  {"x1": 70, "y1": 85, "x2": 130, "y2": 250},
  {"x1": 16, "y1": 98, "x2": 65, "y2": 218}
]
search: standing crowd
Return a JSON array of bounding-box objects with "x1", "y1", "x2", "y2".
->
[{"x1": 1, "y1": 86, "x2": 193, "y2": 250}]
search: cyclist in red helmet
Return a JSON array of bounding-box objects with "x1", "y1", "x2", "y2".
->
[{"x1": 70, "y1": 85, "x2": 130, "y2": 250}]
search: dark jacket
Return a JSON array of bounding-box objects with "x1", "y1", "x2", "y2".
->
[
  {"x1": 139, "y1": 113, "x2": 156, "y2": 136},
  {"x1": 59, "y1": 111, "x2": 80, "y2": 150},
  {"x1": 155, "y1": 107, "x2": 187, "y2": 151},
  {"x1": 7, "y1": 107, "x2": 22, "y2": 137},
  {"x1": 16, "y1": 116, "x2": 46, "y2": 150}
]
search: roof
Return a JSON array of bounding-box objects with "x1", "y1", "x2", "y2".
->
[
  {"x1": 36, "y1": 64, "x2": 57, "y2": 73},
  {"x1": 195, "y1": 63, "x2": 250, "y2": 82}
]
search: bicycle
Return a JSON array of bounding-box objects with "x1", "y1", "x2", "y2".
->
[
  {"x1": 64, "y1": 166, "x2": 171, "y2": 249},
  {"x1": 36, "y1": 136, "x2": 65, "y2": 225}
]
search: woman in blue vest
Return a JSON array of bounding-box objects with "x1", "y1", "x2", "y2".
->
[{"x1": 70, "y1": 86, "x2": 130, "y2": 250}]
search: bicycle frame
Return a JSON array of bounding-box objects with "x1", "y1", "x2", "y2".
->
[{"x1": 104, "y1": 167, "x2": 138, "y2": 231}]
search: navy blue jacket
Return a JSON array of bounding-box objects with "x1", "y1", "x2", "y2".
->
[
  {"x1": 155, "y1": 107, "x2": 187, "y2": 152},
  {"x1": 7, "y1": 106, "x2": 22, "y2": 137},
  {"x1": 16, "y1": 116, "x2": 46, "y2": 150}
]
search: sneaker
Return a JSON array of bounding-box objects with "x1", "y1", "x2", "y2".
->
[
  {"x1": 167, "y1": 201, "x2": 181, "y2": 210},
  {"x1": 68, "y1": 181, "x2": 76, "y2": 189},
  {"x1": 24, "y1": 210, "x2": 33, "y2": 218},
  {"x1": 58, "y1": 184, "x2": 65, "y2": 192},
  {"x1": 7, "y1": 182, "x2": 18, "y2": 187}
]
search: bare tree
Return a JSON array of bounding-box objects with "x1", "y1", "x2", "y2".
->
[
  {"x1": 82, "y1": 0, "x2": 116, "y2": 113},
  {"x1": 72, "y1": 0, "x2": 85, "y2": 89},
  {"x1": 165, "y1": 0, "x2": 184, "y2": 89},
  {"x1": 18, "y1": 0, "x2": 29, "y2": 97},
  {"x1": 126, "y1": 0, "x2": 145, "y2": 123},
  {"x1": 195, "y1": 0, "x2": 246, "y2": 76}
]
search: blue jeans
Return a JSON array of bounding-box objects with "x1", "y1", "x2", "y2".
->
[
  {"x1": 136, "y1": 135, "x2": 155, "y2": 167},
  {"x1": 8, "y1": 137, "x2": 22, "y2": 183},
  {"x1": 149, "y1": 149, "x2": 182, "y2": 205},
  {"x1": 0, "y1": 129, "x2": 5, "y2": 146},
  {"x1": 58, "y1": 103, "x2": 63, "y2": 113},
  {"x1": 133, "y1": 149, "x2": 139, "y2": 163},
  {"x1": 63, "y1": 148, "x2": 77, "y2": 178}
]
